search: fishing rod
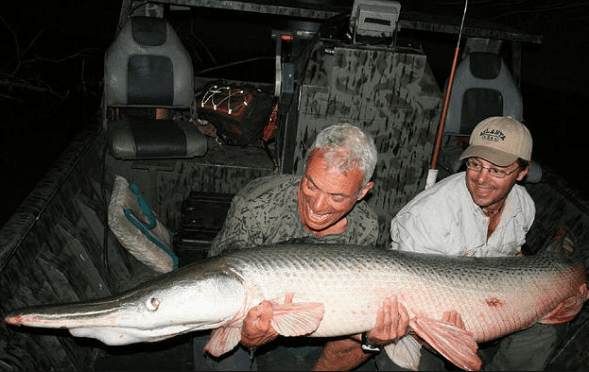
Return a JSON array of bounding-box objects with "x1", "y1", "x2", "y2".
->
[{"x1": 426, "y1": 0, "x2": 468, "y2": 189}]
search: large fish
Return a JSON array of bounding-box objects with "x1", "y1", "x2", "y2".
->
[{"x1": 5, "y1": 230, "x2": 588, "y2": 371}]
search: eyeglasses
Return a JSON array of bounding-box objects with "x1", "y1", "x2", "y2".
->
[{"x1": 465, "y1": 159, "x2": 519, "y2": 179}]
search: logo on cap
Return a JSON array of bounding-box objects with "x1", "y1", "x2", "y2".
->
[{"x1": 479, "y1": 129, "x2": 506, "y2": 142}]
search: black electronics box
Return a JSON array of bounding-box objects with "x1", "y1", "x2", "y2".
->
[{"x1": 173, "y1": 192, "x2": 234, "y2": 266}]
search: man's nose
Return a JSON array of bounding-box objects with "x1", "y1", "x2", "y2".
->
[
  {"x1": 311, "y1": 192, "x2": 329, "y2": 211},
  {"x1": 475, "y1": 167, "x2": 492, "y2": 182}
]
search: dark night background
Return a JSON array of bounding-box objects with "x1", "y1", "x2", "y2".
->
[{"x1": 1, "y1": 0, "x2": 588, "y2": 227}]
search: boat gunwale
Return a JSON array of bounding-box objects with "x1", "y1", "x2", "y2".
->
[{"x1": 0, "y1": 122, "x2": 103, "y2": 272}]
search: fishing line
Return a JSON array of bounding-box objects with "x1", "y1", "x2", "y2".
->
[{"x1": 426, "y1": 0, "x2": 469, "y2": 188}]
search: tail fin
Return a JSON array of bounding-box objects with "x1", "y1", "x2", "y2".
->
[
  {"x1": 538, "y1": 227, "x2": 588, "y2": 325},
  {"x1": 539, "y1": 282, "x2": 588, "y2": 324}
]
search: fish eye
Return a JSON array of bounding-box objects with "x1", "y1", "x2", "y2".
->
[{"x1": 146, "y1": 297, "x2": 160, "y2": 311}]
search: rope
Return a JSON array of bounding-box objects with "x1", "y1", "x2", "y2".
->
[
  {"x1": 124, "y1": 183, "x2": 178, "y2": 270},
  {"x1": 200, "y1": 85, "x2": 248, "y2": 115}
]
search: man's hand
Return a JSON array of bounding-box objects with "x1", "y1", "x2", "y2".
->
[
  {"x1": 365, "y1": 295, "x2": 410, "y2": 346},
  {"x1": 312, "y1": 338, "x2": 368, "y2": 371},
  {"x1": 240, "y1": 300, "x2": 279, "y2": 347}
]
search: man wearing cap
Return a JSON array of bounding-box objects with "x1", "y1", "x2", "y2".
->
[
  {"x1": 380, "y1": 116, "x2": 559, "y2": 370},
  {"x1": 390, "y1": 115, "x2": 534, "y2": 258},
  {"x1": 311, "y1": 117, "x2": 562, "y2": 371}
]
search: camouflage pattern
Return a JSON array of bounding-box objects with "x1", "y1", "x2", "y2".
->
[
  {"x1": 290, "y1": 40, "x2": 443, "y2": 245},
  {"x1": 105, "y1": 135, "x2": 276, "y2": 230},
  {"x1": 208, "y1": 174, "x2": 379, "y2": 257}
]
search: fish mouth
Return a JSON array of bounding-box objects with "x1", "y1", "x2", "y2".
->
[
  {"x1": 68, "y1": 323, "x2": 199, "y2": 345},
  {"x1": 5, "y1": 312, "x2": 211, "y2": 346},
  {"x1": 4, "y1": 269, "x2": 247, "y2": 347}
]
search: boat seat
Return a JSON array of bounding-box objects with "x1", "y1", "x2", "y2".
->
[
  {"x1": 104, "y1": 16, "x2": 206, "y2": 159},
  {"x1": 444, "y1": 52, "x2": 523, "y2": 136},
  {"x1": 440, "y1": 52, "x2": 540, "y2": 182}
]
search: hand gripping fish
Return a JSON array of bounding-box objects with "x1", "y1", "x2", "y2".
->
[{"x1": 5, "y1": 230, "x2": 588, "y2": 371}]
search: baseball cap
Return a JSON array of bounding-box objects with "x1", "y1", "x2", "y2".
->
[{"x1": 459, "y1": 116, "x2": 532, "y2": 166}]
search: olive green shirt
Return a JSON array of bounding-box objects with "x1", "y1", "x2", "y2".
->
[{"x1": 209, "y1": 175, "x2": 379, "y2": 257}]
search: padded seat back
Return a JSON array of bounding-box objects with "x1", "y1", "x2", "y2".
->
[
  {"x1": 444, "y1": 52, "x2": 523, "y2": 136},
  {"x1": 104, "y1": 16, "x2": 194, "y2": 108},
  {"x1": 103, "y1": 17, "x2": 206, "y2": 159}
]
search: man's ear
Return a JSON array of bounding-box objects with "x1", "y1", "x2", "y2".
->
[
  {"x1": 516, "y1": 164, "x2": 531, "y2": 182},
  {"x1": 357, "y1": 181, "x2": 374, "y2": 200}
]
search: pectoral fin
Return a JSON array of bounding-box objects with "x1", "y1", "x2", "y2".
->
[
  {"x1": 204, "y1": 326, "x2": 242, "y2": 357},
  {"x1": 410, "y1": 317, "x2": 481, "y2": 371},
  {"x1": 384, "y1": 334, "x2": 422, "y2": 371},
  {"x1": 270, "y1": 302, "x2": 324, "y2": 336},
  {"x1": 203, "y1": 302, "x2": 324, "y2": 357}
]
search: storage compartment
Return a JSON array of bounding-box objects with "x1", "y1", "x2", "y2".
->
[{"x1": 173, "y1": 192, "x2": 234, "y2": 266}]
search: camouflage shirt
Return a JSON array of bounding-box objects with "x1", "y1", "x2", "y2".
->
[{"x1": 208, "y1": 175, "x2": 379, "y2": 257}]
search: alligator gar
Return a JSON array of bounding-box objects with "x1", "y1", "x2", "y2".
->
[{"x1": 5, "y1": 232, "x2": 588, "y2": 371}]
